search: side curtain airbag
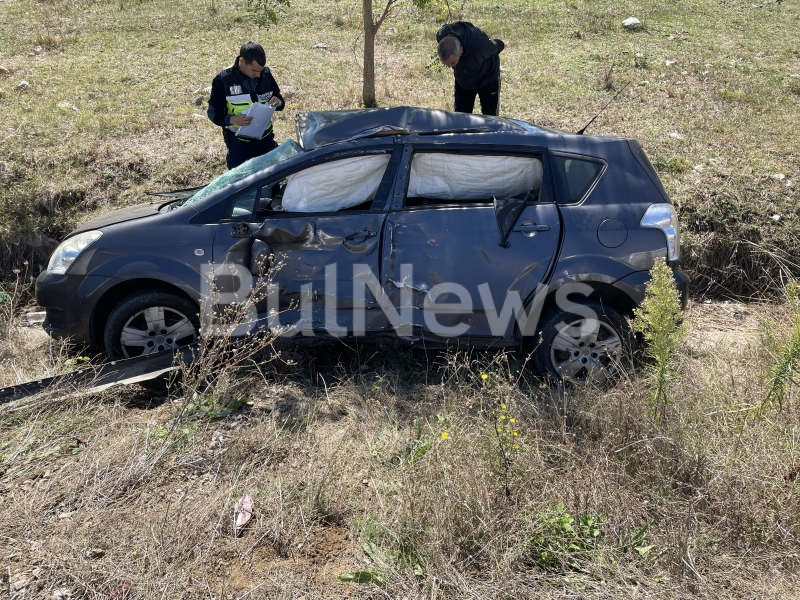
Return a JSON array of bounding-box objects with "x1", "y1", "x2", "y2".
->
[
  {"x1": 407, "y1": 154, "x2": 543, "y2": 200},
  {"x1": 282, "y1": 154, "x2": 391, "y2": 212}
]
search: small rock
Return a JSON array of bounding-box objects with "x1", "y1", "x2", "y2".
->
[
  {"x1": 35, "y1": 45, "x2": 43, "y2": 54},
  {"x1": 86, "y1": 548, "x2": 105, "y2": 559},
  {"x1": 57, "y1": 101, "x2": 78, "y2": 112},
  {"x1": 58, "y1": 511, "x2": 75, "y2": 519},
  {"x1": 665, "y1": 60, "x2": 677, "y2": 66},
  {"x1": 17, "y1": 80, "x2": 30, "y2": 89},
  {"x1": 771, "y1": 214, "x2": 781, "y2": 223},
  {"x1": 772, "y1": 173, "x2": 786, "y2": 181},
  {"x1": 52, "y1": 590, "x2": 71, "y2": 600},
  {"x1": 668, "y1": 132, "x2": 684, "y2": 139},
  {"x1": 0, "y1": 65, "x2": 10, "y2": 74},
  {"x1": 623, "y1": 17, "x2": 641, "y2": 29},
  {"x1": 312, "y1": 42, "x2": 330, "y2": 50},
  {"x1": 194, "y1": 96, "x2": 203, "y2": 106},
  {"x1": 635, "y1": 52, "x2": 644, "y2": 58},
  {"x1": 362, "y1": 479, "x2": 369, "y2": 485}
]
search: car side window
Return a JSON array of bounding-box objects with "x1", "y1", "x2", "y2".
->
[
  {"x1": 229, "y1": 188, "x2": 259, "y2": 220},
  {"x1": 551, "y1": 155, "x2": 604, "y2": 204},
  {"x1": 404, "y1": 153, "x2": 544, "y2": 208}
]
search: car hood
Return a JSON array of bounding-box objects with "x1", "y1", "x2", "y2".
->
[{"x1": 69, "y1": 202, "x2": 162, "y2": 237}]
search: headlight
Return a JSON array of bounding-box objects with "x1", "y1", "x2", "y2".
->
[
  {"x1": 47, "y1": 230, "x2": 103, "y2": 274},
  {"x1": 641, "y1": 203, "x2": 680, "y2": 261}
]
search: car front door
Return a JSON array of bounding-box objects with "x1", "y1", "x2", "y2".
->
[
  {"x1": 380, "y1": 148, "x2": 561, "y2": 346},
  {"x1": 211, "y1": 146, "x2": 401, "y2": 339}
]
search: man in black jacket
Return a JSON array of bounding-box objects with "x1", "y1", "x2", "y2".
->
[
  {"x1": 207, "y1": 41, "x2": 285, "y2": 169},
  {"x1": 436, "y1": 22, "x2": 505, "y2": 116}
]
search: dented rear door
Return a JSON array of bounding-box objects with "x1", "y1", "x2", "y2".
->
[{"x1": 380, "y1": 147, "x2": 561, "y2": 346}]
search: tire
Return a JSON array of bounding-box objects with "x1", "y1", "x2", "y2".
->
[
  {"x1": 103, "y1": 290, "x2": 200, "y2": 360},
  {"x1": 530, "y1": 301, "x2": 634, "y2": 385}
]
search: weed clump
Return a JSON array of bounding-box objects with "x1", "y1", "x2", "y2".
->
[
  {"x1": 632, "y1": 260, "x2": 687, "y2": 421},
  {"x1": 756, "y1": 281, "x2": 800, "y2": 418}
]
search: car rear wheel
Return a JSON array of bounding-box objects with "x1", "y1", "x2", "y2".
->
[
  {"x1": 531, "y1": 301, "x2": 633, "y2": 385},
  {"x1": 103, "y1": 290, "x2": 199, "y2": 360}
]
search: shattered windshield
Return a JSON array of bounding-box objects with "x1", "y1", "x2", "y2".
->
[{"x1": 181, "y1": 140, "x2": 304, "y2": 207}]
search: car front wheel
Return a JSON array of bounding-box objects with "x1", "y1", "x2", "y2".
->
[
  {"x1": 531, "y1": 301, "x2": 633, "y2": 385},
  {"x1": 103, "y1": 290, "x2": 199, "y2": 360}
]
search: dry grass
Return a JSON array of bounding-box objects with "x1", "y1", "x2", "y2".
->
[
  {"x1": 1, "y1": 0, "x2": 800, "y2": 596},
  {"x1": 2, "y1": 300, "x2": 800, "y2": 598}
]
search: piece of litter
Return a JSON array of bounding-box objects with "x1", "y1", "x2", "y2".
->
[
  {"x1": 234, "y1": 493, "x2": 254, "y2": 536},
  {"x1": 26, "y1": 311, "x2": 46, "y2": 325}
]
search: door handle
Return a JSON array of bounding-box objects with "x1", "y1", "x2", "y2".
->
[
  {"x1": 345, "y1": 230, "x2": 377, "y2": 243},
  {"x1": 512, "y1": 221, "x2": 550, "y2": 237}
]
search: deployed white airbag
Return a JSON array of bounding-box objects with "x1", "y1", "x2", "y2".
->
[
  {"x1": 407, "y1": 154, "x2": 543, "y2": 200},
  {"x1": 282, "y1": 154, "x2": 391, "y2": 212}
]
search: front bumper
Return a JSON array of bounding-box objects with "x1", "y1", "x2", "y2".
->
[{"x1": 35, "y1": 271, "x2": 110, "y2": 344}]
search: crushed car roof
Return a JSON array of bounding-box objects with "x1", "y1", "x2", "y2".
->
[{"x1": 294, "y1": 106, "x2": 525, "y2": 150}]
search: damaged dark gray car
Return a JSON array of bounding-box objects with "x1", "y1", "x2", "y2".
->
[{"x1": 36, "y1": 106, "x2": 688, "y2": 384}]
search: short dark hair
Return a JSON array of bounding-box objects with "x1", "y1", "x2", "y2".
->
[
  {"x1": 437, "y1": 36, "x2": 461, "y2": 62},
  {"x1": 239, "y1": 41, "x2": 266, "y2": 67}
]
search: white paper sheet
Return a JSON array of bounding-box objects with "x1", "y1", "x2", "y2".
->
[{"x1": 235, "y1": 102, "x2": 276, "y2": 139}]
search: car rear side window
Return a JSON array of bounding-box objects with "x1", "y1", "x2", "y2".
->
[
  {"x1": 404, "y1": 153, "x2": 543, "y2": 208},
  {"x1": 551, "y1": 155, "x2": 603, "y2": 204}
]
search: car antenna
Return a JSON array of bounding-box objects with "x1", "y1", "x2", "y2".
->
[{"x1": 575, "y1": 81, "x2": 631, "y2": 135}]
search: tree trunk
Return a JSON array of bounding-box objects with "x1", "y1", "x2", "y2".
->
[{"x1": 362, "y1": 0, "x2": 377, "y2": 107}]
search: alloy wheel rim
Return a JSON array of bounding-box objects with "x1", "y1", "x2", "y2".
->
[
  {"x1": 549, "y1": 317, "x2": 623, "y2": 384},
  {"x1": 119, "y1": 306, "x2": 196, "y2": 358}
]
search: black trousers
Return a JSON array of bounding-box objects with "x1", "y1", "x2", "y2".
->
[
  {"x1": 226, "y1": 133, "x2": 278, "y2": 170},
  {"x1": 454, "y1": 78, "x2": 501, "y2": 116}
]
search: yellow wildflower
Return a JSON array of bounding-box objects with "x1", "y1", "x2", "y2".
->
[
  {"x1": 481, "y1": 373, "x2": 488, "y2": 380},
  {"x1": 441, "y1": 432, "x2": 449, "y2": 440},
  {"x1": 509, "y1": 418, "x2": 515, "y2": 423},
  {"x1": 501, "y1": 404, "x2": 507, "y2": 410}
]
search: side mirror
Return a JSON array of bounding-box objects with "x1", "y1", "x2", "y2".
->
[{"x1": 251, "y1": 239, "x2": 273, "y2": 276}]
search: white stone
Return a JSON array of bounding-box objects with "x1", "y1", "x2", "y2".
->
[
  {"x1": 665, "y1": 60, "x2": 677, "y2": 66},
  {"x1": 17, "y1": 80, "x2": 30, "y2": 89},
  {"x1": 312, "y1": 42, "x2": 330, "y2": 50},
  {"x1": 772, "y1": 173, "x2": 786, "y2": 181},
  {"x1": 623, "y1": 17, "x2": 641, "y2": 29},
  {"x1": 668, "y1": 132, "x2": 684, "y2": 139},
  {"x1": 771, "y1": 214, "x2": 781, "y2": 223},
  {"x1": 635, "y1": 52, "x2": 644, "y2": 58}
]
